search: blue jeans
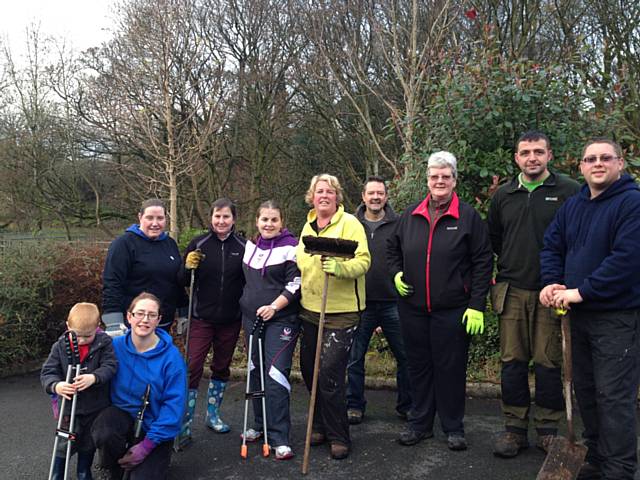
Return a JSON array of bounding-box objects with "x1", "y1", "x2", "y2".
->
[{"x1": 346, "y1": 301, "x2": 412, "y2": 415}]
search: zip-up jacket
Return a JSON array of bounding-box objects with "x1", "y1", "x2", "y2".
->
[
  {"x1": 110, "y1": 328, "x2": 186, "y2": 444},
  {"x1": 488, "y1": 172, "x2": 579, "y2": 290},
  {"x1": 41, "y1": 331, "x2": 117, "y2": 416},
  {"x1": 240, "y1": 229, "x2": 301, "y2": 320},
  {"x1": 103, "y1": 225, "x2": 187, "y2": 329},
  {"x1": 541, "y1": 174, "x2": 640, "y2": 311},
  {"x1": 179, "y1": 229, "x2": 246, "y2": 324},
  {"x1": 355, "y1": 203, "x2": 399, "y2": 301},
  {"x1": 296, "y1": 205, "x2": 371, "y2": 314},
  {"x1": 387, "y1": 192, "x2": 493, "y2": 312}
]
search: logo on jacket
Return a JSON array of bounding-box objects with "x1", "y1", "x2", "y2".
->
[
  {"x1": 545, "y1": 197, "x2": 558, "y2": 201},
  {"x1": 446, "y1": 226, "x2": 458, "y2": 230},
  {"x1": 280, "y1": 327, "x2": 293, "y2": 341}
]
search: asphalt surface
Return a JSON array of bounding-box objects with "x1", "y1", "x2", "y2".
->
[{"x1": 2, "y1": 371, "x2": 601, "y2": 480}]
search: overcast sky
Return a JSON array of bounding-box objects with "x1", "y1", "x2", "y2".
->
[{"x1": 0, "y1": 0, "x2": 116, "y2": 58}]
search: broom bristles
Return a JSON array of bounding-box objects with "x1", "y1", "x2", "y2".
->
[{"x1": 302, "y1": 235, "x2": 358, "y2": 259}]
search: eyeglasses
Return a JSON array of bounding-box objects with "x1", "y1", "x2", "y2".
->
[
  {"x1": 428, "y1": 174, "x2": 454, "y2": 182},
  {"x1": 581, "y1": 154, "x2": 619, "y2": 164},
  {"x1": 131, "y1": 311, "x2": 160, "y2": 320}
]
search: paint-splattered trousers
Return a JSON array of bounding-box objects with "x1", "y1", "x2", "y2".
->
[
  {"x1": 299, "y1": 313, "x2": 358, "y2": 447},
  {"x1": 570, "y1": 309, "x2": 640, "y2": 480},
  {"x1": 242, "y1": 313, "x2": 300, "y2": 447}
]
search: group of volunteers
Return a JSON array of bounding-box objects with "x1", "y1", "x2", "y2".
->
[{"x1": 40, "y1": 131, "x2": 640, "y2": 480}]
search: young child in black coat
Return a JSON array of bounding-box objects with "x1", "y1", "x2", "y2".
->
[{"x1": 41, "y1": 303, "x2": 117, "y2": 479}]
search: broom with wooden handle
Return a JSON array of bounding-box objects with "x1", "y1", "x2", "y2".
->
[{"x1": 301, "y1": 236, "x2": 358, "y2": 475}]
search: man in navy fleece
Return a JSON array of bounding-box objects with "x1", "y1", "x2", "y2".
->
[{"x1": 540, "y1": 138, "x2": 640, "y2": 480}]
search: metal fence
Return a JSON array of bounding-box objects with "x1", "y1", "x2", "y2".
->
[{"x1": 0, "y1": 235, "x2": 111, "y2": 257}]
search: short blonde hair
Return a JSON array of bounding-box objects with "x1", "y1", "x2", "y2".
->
[
  {"x1": 67, "y1": 303, "x2": 100, "y2": 330},
  {"x1": 304, "y1": 174, "x2": 344, "y2": 206}
]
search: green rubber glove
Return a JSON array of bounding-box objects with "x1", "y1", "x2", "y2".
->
[
  {"x1": 462, "y1": 308, "x2": 484, "y2": 335},
  {"x1": 322, "y1": 257, "x2": 341, "y2": 276},
  {"x1": 393, "y1": 272, "x2": 414, "y2": 297}
]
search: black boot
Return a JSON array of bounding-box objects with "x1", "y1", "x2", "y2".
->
[
  {"x1": 50, "y1": 456, "x2": 65, "y2": 480},
  {"x1": 77, "y1": 450, "x2": 95, "y2": 480}
]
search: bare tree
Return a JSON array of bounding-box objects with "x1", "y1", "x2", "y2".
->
[{"x1": 78, "y1": 0, "x2": 229, "y2": 238}]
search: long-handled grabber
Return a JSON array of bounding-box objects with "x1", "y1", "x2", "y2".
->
[
  {"x1": 536, "y1": 308, "x2": 587, "y2": 480},
  {"x1": 300, "y1": 236, "x2": 358, "y2": 475},
  {"x1": 48, "y1": 331, "x2": 81, "y2": 480},
  {"x1": 174, "y1": 249, "x2": 203, "y2": 452},
  {"x1": 123, "y1": 384, "x2": 151, "y2": 480},
  {"x1": 241, "y1": 316, "x2": 270, "y2": 459}
]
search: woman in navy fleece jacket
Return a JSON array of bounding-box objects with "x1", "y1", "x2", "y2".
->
[{"x1": 102, "y1": 199, "x2": 187, "y2": 335}]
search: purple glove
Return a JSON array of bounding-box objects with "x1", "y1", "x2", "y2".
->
[{"x1": 118, "y1": 437, "x2": 155, "y2": 470}]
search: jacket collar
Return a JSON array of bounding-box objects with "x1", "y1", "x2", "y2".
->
[
  {"x1": 412, "y1": 192, "x2": 460, "y2": 222},
  {"x1": 307, "y1": 204, "x2": 345, "y2": 226},
  {"x1": 355, "y1": 203, "x2": 398, "y2": 223},
  {"x1": 505, "y1": 171, "x2": 557, "y2": 194}
]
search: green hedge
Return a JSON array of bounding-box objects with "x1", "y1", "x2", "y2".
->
[
  {"x1": 0, "y1": 239, "x2": 502, "y2": 381},
  {"x1": 0, "y1": 242, "x2": 106, "y2": 371}
]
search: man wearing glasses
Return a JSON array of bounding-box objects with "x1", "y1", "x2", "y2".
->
[
  {"x1": 488, "y1": 131, "x2": 579, "y2": 458},
  {"x1": 540, "y1": 138, "x2": 640, "y2": 480}
]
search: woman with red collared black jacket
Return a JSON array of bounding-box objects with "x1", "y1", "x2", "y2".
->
[{"x1": 387, "y1": 151, "x2": 493, "y2": 452}]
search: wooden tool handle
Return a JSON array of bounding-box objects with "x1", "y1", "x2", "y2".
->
[{"x1": 302, "y1": 272, "x2": 330, "y2": 475}]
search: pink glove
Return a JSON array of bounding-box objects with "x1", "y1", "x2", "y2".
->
[{"x1": 118, "y1": 437, "x2": 155, "y2": 470}]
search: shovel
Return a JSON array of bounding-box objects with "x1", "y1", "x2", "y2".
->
[{"x1": 536, "y1": 308, "x2": 587, "y2": 480}]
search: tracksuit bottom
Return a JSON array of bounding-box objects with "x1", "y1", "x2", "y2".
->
[
  {"x1": 571, "y1": 309, "x2": 640, "y2": 480},
  {"x1": 242, "y1": 313, "x2": 300, "y2": 447},
  {"x1": 399, "y1": 302, "x2": 469, "y2": 436}
]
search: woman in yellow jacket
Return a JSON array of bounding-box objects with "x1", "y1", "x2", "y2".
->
[{"x1": 296, "y1": 173, "x2": 370, "y2": 460}]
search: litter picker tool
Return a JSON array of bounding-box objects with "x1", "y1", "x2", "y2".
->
[
  {"x1": 48, "y1": 331, "x2": 82, "y2": 480},
  {"x1": 241, "y1": 317, "x2": 270, "y2": 459},
  {"x1": 174, "y1": 248, "x2": 203, "y2": 452},
  {"x1": 300, "y1": 235, "x2": 358, "y2": 475},
  {"x1": 536, "y1": 308, "x2": 587, "y2": 480},
  {"x1": 122, "y1": 384, "x2": 151, "y2": 480}
]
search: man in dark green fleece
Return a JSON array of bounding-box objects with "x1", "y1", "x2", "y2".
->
[{"x1": 488, "y1": 131, "x2": 579, "y2": 458}]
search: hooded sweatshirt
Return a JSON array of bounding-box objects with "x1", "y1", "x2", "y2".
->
[
  {"x1": 102, "y1": 225, "x2": 187, "y2": 328},
  {"x1": 239, "y1": 228, "x2": 301, "y2": 320},
  {"x1": 541, "y1": 174, "x2": 640, "y2": 311},
  {"x1": 110, "y1": 328, "x2": 186, "y2": 444}
]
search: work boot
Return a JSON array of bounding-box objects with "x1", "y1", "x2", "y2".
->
[
  {"x1": 310, "y1": 432, "x2": 326, "y2": 446},
  {"x1": 206, "y1": 380, "x2": 230, "y2": 433},
  {"x1": 447, "y1": 434, "x2": 467, "y2": 451},
  {"x1": 330, "y1": 442, "x2": 350, "y2": 460},
  {"x1": 50, "y1": 456, "x2": 65, "y2": 480},
  {"x1": 536, "y1": 434, "x2": 556, "y2": 453},
  {"x1": 347, "y1": 409, "x2": 363, "y2": 425},
  {"x1": 76, "y1": 450, "x2": 95, "y2": 480},
  {"x1": 398, "y1": 427, "x2": 433, "y2": 446},
  {"x1": 493, "y1": 431, "x2": 529, "y2": 458},
  {"x1": 577, "y1": 462, "x2": 602, "y2": 480},
  {"x1": 176, "y1": 389, "x2": 198, "y2": 448}
]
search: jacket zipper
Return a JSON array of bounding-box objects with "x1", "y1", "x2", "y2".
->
[
  {"x1": 219, "y1": 242, "x2": 225, "y2": 307},
  {"x1": 425, "y1": 207, "x2": 449, "y2": 312}
]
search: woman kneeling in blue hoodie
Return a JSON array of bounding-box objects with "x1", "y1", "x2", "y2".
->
[{"x1": 92, "y1": 292, "x2": 187, "y2": 479}]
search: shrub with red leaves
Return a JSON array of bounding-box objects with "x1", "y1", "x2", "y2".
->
[{"x1": 465, "y1": 8, "x2": 478, "y2": 20}]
